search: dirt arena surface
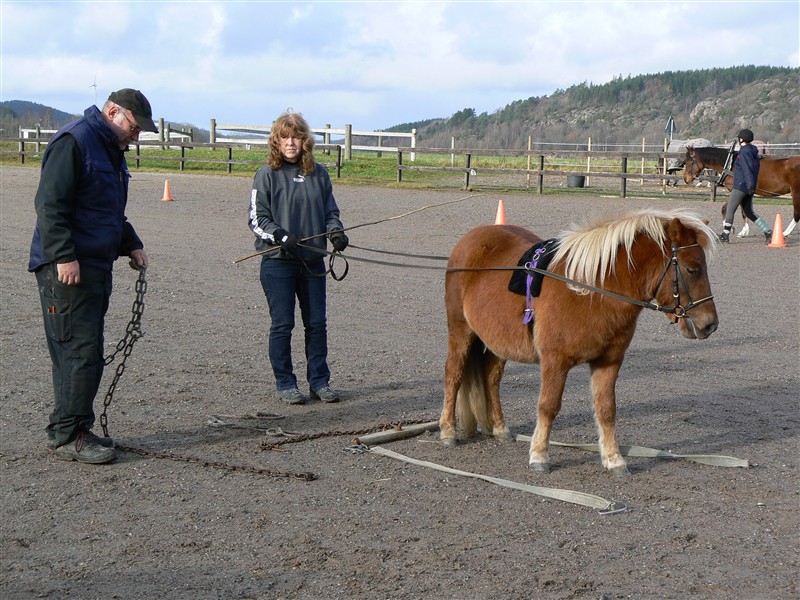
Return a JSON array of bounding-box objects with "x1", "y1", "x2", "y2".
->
[{"x1": 1, "y1": 165, "x2": 798, "y2": 599}]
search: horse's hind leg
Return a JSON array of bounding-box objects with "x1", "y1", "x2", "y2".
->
[
  {"x1": 484, "y1": 352, "x2": 511, "y2": 441},
  {"x1": 784, "y1": 190, "x2": 799, "y2": 236},
  {"x1": 590, "y1": 361, "x2": 630, "y2": 477},
  {"x1": 439, "y1": 330, "x2": 473, "y2": 446},
  {"x1": 528, "y1": 360, "x2": 569, "y2": 472}
]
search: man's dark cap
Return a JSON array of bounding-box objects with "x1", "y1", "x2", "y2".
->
[{"x1": 108, "y1": 88, "x2": 158, "y2": 133}]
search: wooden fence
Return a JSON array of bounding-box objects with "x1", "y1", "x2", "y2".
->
[
  {"x1": 397, "y1": 147, "x2": 702, "y2": 199},
  {"x1": 6, "y1": 137, "x2": 795, "y2": 201},
  {"x1": 211, "y1": 120, "x2": 416, "y2": 160},
  {"x1": 6, "y1": 138, "x2": 342, "y2": 177}
]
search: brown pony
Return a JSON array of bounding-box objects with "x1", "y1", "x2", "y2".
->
[
  {"x1": 682, "y1": 145, "x2": 800, "y2": 236},
  {"x1": 439, "y1": 209, "x2": 718, "y2": 476}
]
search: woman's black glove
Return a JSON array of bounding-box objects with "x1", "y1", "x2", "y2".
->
[
  {"x1": 329, "y1": 230, "x2": 349, "y2": 252},
  {"x1": 274, "y1": 229, "x2": 299, "y2": 252}
]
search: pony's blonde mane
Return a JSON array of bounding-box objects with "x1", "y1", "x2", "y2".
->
[{"x1": 551, "y1": 209, "x2": 716, "y2": 292}]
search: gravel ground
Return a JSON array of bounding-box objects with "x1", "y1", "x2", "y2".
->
[{"x1": 1, "y1": 165, "x2": 798, "y2": 599}]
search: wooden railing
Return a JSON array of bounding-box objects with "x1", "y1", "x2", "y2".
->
[
  {"x1": 397, "y1": 147, "x2": 702, "y2": 199},
  {"x1": 4, "y1": 138, "x2": 343, "y2": 177}
]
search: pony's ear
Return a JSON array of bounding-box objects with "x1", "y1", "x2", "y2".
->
[
  {"x1": 667, "y1": 218, "x2": 693, "y2": 246},
  {"x1": 685, "y1": 146, "x2": 694, "y2": 152}
]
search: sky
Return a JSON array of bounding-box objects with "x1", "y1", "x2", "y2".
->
[{"x1": 1, "y1": 1, "x2": 798, "y2": 133}]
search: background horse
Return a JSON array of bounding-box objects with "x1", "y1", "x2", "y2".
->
[
  {"x1": 664, "y1": 138, "x2": 713, "y2": 186},
  {"x1": 683, "y1": 145, "x2": 800, "y2": 237},
  {"x1": 439, "y1": 209, "x2": 718, "y2": 476}
]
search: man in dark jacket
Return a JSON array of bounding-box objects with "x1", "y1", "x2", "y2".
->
[
  {"x1": 29, "y1": 88, "x2": 158, "y2": 463},
  {"x1": 719, "y1": 128, "x2": 772, "y2": 244}
]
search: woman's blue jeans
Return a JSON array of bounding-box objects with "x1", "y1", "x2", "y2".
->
[{"x1": 259, "y1": 257, "x2": 330, "y2": 391}]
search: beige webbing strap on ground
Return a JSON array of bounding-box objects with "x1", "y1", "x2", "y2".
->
[
  {"x1": 369, "y1": 446, "x2": 626, "y2": 514},
  {"x1": 515, "y1": 435, "x2": 749, "y2": 468}
]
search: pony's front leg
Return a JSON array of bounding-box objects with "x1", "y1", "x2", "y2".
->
[
  {"x1": 528, "y1": 362, "x2": 568, "y2": 472},
  {"x1": 590, "y1": 361, "x2": 630, "y2": 477}
]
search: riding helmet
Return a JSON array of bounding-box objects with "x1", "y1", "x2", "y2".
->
[{"x1": 737, "y1": 128, "x2": 755, "y2": 143}]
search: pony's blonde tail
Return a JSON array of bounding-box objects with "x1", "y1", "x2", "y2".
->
[{"x1": 455, "y1": 341, "x2": 493, "y2": 438}]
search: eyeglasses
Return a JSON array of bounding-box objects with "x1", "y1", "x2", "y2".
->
[{"x1": 116, "y1": 106, "x2": 141, "y2": 134}]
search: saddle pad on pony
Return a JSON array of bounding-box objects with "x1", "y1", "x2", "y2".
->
[{"x1": 508, "y1": 238, "x2": 558, "y2": 297}]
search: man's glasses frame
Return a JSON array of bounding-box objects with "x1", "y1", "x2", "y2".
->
[{"x1": 116, "y1": 106, "x2": 141, "y2": 134}]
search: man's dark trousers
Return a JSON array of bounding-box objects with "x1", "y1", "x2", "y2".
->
[{"x1": 35, "y1": 263, "x2": 112, "y2": 448}]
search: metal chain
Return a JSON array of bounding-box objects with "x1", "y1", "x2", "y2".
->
[
  {"x1": 99, "y1": 268, "x2": 147, "y2": 437},
  {"x1": 116, "y1": 444, "x2": 317, "y2": 481}
]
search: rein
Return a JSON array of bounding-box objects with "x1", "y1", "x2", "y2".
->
[{"x1": 306, "y1": 242, "x2": 713, "y2": 318}]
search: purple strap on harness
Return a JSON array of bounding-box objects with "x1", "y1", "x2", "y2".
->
[{"x1": 522, "y1": 246, "x2": 548, "y2": 324}]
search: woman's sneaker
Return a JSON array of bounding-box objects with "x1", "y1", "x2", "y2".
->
[
  {"x1": 277, "y1": 387, "x2": 307, "y2": 404},
  {"x1": 311, "y1": 386, "x2": 340, "y2": 403}
]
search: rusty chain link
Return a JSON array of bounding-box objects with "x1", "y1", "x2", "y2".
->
[
  {"x1": 116, "y1": 444, "x2": 317, "y2": 481},
  {"x1": 93, "y1": 269, "x2": 435, "y2": 481},
  {"x1": 99, "y1": 267, "x2": 147, "y2": 437}
]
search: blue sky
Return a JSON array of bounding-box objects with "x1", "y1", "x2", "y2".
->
[{"x1": 2, "y1": 1, "x2": 798, "y2": 132}]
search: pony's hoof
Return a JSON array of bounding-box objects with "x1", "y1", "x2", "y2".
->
[
  {"x1": 441, "y1": 437, "x2": 457, "y2": 447},
  {"x1": 528, "y1": 462, "x2": 550, "y2": 473},
  {"x1": 609, "y1": 465, "x2": 631, "y2": 477},
  {"x1": 493, "y1": 430, "x2": 513, "y2": 442}
]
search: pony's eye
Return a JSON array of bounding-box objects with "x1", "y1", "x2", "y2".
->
[{"x1": 686, "y1": 267, "x2": 700, "y2": 276}]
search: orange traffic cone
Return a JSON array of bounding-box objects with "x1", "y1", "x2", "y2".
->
[
  {"x1": 161, "y1": 179, "x2": 173, "y2": 202},
  {"x1": 494, "y1": 200, "x2": 507, "y2": 225},
  {"x1": 768, "y1": 214, "x2": 787, "y2": 248}
]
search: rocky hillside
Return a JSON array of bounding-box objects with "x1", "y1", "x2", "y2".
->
[{"x1": 392, "y1": 66, "x2": 799, "y2": 148}]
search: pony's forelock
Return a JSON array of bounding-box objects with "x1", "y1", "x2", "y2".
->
[{"x1": 552, "y1": 209, "x2": 716, "y2": 290}]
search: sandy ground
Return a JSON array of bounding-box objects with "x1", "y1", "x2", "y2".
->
[{"x1": 1, "y1": 165, "x2": 798, "y2": 599}]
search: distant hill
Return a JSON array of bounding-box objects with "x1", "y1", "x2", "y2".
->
[
  {"x1": 0, "y1": 100, "x2": 210, "y2": 142},
  {"x1": 388, "y1": 66, "x2": 800, "y2": 148},
  {"x1": 3, "y1": 66, "x2": 798, "y2": 147},
  {"x1": 0, "y1": 100, "x2": 79, "y2": 132}
]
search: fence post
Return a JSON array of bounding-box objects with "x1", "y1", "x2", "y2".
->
[
  {"x1": 227, "y1": 146, "x2": 232, "y2": 174},
  {"x1": 397, "y1": 150, "x2": 403, "y2": 183},
  {"x1": 464, "y1": 153, "x2": 471, "y2": 190},
  {"x1": 411, "y1": 128, "x2": 416, "y2": 162},
  {"x1": 335, "y1": 144, "x2": 341, "y2": 178},
  {"x1": 35, "y1": 126, "x2": 42, "y2": 153},
  {"x1": 640, "y1": 137, "x2": 645, "y2": 184},
  {"x1": 526, "y1": 136, "x2": 532, "y2": 189},
  {"x1": 180, "y1": 145, "x2": 186, "y2": 172},
  {"x1": 621, "y1": 155, "x2": 628, "y2": 198},
  {"x1": 344, "y1": 124, "x2": 352, "y2": 161},
  {"x1": 324, "y1": 124, "x2": 331, "y2": 155},
  {"x1": 134, "y1": 143, "x2": 140, "y2": 169},
  {"x1": 159, "y1": 118, "x2": 166, "y2": 150},
  {"x1": 19, "y1": 138, "x2": 24, "y2": 164},
  {"x1": 586, "y1": 136, "x2": 592, "y2": 186},
  {"x1": 377, "y1": 132, "x2": 383, "y2": 158},
  {"x1": 210, "y1": 119, "x2": 217, "y2": 144},
  {"x1": 451, "y1": 137, "x2": 456, "y2": 167},
  {"x1": 538, "y1": 155, "x2": 544, "y2": 194}
]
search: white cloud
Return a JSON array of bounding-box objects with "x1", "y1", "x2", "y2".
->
[{"x1": 1, "y1": 0, "x2": 797, "y2": 130}]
